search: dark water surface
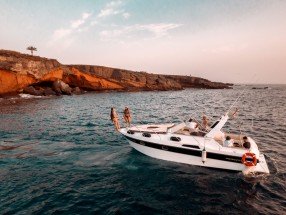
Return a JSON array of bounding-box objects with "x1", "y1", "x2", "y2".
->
[{"x1": 0, "y1": 86, "x2": 285, "y2": 214}]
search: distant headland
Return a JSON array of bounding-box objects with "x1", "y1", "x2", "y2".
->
[{"x1": 0, "y1": 49, "x2": 232, "y2": 97}]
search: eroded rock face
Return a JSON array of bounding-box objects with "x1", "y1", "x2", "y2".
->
[
  {"x1": 72, "y1": 87, "x2": 82, "y2": 95},
  {"x1": 52, "y1": 79, "x2": 72, "y2": 95},
  {"x1": 22, "y1": 85, "x2": 57, "y2": 96},
  {"x1": 0, "y1": 50, "x2": 60, "y2": 78},
  {"x1": 43, "y1": 87, "x2": 57, "y2": 96},
  {"x1": 70, "y1": 65, "x2": 232, "y2": 90},
  {"x1": 0, "y1": 69, "x2": 36, "y2": 95},
  {"x1": 0, "y1": 50, "x2": 124, "y2": 95},
  {"x1": 23, "y1": 86, "x2": 41, "y2": 96},
  {"x1": 0, "y1": 49, "x2": 232, "y2": 96},
  {"x1": 62, "y1": 67, "x2": 123, "y2": 91}
]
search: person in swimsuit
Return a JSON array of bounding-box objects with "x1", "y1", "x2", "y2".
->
[
  {"x1": 110, "y1": 107, "x2": 120, "y2": 131},
  {"x1": 123, "y1": 107, "x2": 131, "y2": 127},
  {"x1": 202, "y1": 115, "x2": 210, "y2": 131}
]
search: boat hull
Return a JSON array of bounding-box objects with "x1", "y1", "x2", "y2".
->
[{"x1": 126, "y1": 138, "x2": 270, "y2": 174}]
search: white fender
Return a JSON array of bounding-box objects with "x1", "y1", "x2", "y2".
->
[{"x1": 202, "y1": 150, "x2": 207, "y2": 163}]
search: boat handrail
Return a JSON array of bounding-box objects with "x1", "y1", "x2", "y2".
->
[
  {"x1": 128, "y1": 130, "x2": 167, "y2": 134},
  {"x1": 130, "y1": 119, "x2": 162, "y2": 141}
]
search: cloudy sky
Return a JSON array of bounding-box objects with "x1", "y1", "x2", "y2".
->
[{"x1": 0, "y1": 0, "x2": 285, "y2": 84}]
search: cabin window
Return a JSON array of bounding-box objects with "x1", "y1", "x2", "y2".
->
[
  {"x1": 142, "y1": 132, "x2": 151, "y2": 138},
  {"x1": 182, "y1": 144, "x2": 200, "y2": 149},
  {"x1": 170, "y1": 136, "x2": 181, "y2": 142},
  {"x1": 127, "y1": 130, "x2": 135, "y2": 134},
  {"x1": 211, "y1": 121, "x2": 219, "y2": 128},
  {"x1": 147, "y1": 126, "x2": 159, "y2": 129}
]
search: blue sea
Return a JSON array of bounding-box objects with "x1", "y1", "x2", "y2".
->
[{"x1": 0, "y1": 86, "x2": 285, "y2": 214}]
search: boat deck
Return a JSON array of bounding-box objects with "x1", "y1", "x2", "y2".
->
[{"x1": 128, "y1": 124, "x2": 175, "y2": 134}]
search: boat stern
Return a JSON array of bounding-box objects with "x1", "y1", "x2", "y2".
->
[{"x1": 242, "y1": 154, "x2": 270, "y2": 175}]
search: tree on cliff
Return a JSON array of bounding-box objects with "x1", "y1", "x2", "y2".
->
[{"x1": 26, "y1": 46, "x2": 37, "y2": 55}]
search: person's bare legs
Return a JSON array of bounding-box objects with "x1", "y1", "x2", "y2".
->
[
  {"x1": 127, "y1": 116, "x2": 131, "y2": 127},
  {"x1": 115, "y1": 119, "x2": 120, "y2": 130},
  {"x1": 113, "y1": 119, "x2": 120, "y2": 131},
  {"x1": 123, "y1": 116, "x2": 128, "y2": 127}
]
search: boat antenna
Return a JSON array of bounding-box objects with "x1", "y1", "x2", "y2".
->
[
  {"x1": 226, "y1": 74, "x2": 259, "y2": 115},
  {"x1": 226, "y1": 87, "x2": 247, "y2": 115}
]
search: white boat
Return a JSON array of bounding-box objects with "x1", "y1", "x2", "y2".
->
[{"x1": 119, "y1": 114, "x2": 270, "y2": 174}]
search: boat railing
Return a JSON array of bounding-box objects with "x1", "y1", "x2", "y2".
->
[
  {"x1": 129, "y1": 118, "x2": 162, "y2": 141},
  {"x1": 213, "y1": 138, "x2": 223, "y2": 151}
]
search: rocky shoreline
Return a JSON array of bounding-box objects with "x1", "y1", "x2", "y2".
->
[{"x1": 0, "y1": 49, "x2": 232, "y2": 98}]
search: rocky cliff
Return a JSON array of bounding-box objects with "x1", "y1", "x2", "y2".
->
[
  {"x1": 0, "y1": 50, "x2": 231, "y2": 96},
  {"x1": 68, "y1": 65, "x2": 185, "y2": 91},
  {"x1": 69, "y1": 65, "x2": 231, "y2": 90}
]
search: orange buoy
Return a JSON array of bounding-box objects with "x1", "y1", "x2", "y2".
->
[{"x1": 241, "y1": 152, "x2": 257, "y2": 167}]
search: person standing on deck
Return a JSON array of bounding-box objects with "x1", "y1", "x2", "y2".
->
[
  {"x1": 110, "y1": 107, "x2": 120, "y2": 131},
  {"x1": 123, "y1": 107, "x2": 132, "y2": 127}
]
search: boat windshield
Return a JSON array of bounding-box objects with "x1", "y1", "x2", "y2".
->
[
  {"x1": 210, "y1": 121, "x2": 219, "y2": 129},
  {"x1": 205, "y1": 114, "x2": 229, "y2": 138}
]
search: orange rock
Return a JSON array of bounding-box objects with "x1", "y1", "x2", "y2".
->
[
  {"x1": 63, "y1": 68, "x2": 123, "y2": 90},
  {"x1": 41, "y1": 68, "x2": 64, "y2": 82},
  {"x1": 0, "y1": 49, "x2": 232, "y2": 96},
  {"x1": 0, "y1": 69, "x2": 36, "y2": 94}
]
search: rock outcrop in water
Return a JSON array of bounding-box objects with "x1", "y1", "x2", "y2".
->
[{"x1": 0, "y1": 49, "x2": 232, "y2": 96}]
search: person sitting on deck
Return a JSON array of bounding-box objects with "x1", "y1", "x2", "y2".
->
[
  {"x1": 201, "y1": 115, "x2": 210, "y2": 131},
  {"x1": 243, "y1": 136, "x2": 251, "y2": 149},
  {"x1": 187, "y1": 118, "x2": 199, "y2": 131},
  {"x1": 223, "y1": 136, "x2": 234, "y2": 147}
]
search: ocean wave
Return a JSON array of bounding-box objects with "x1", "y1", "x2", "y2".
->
[
  {"x1": 0, "y1": 87, "x2": 285, "y2": 214},
  {"x1": 19, "y1": 93, "x2": 43, "y2": 99}
]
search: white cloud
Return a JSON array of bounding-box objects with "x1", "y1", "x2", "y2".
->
[
  {"x1": 100, "y1": 29, "x2": 123, "y2": 38},
  {"x1": 98, "y1": 8, "x2": 121, "y2": 18},
  {"x1": 52, "y1": 28, "x2": 72, "y2": 41},
  {"x1": 97, "y1": 0, "x2": 128, "y2": 19},
  {"x1": 61, "y1": 38, "x2": 75, "y2": 49},
  {"x1": 138, "y1": 23, "x2": 183, "y2": 37},
  {"x1": 49, "y1": 12, "x2": 92, "y2": 46},
  {"x1": 90, "y1": 20, "x2": 98, "y2": 26},
  {"x1": 122, "y1": 12, "x2": 130, "y2": 19},
  {"x1": 77, "y1": 26, "x2": 89, "y2": 33},
  {"x1": 106, "y1": 0, "x2": 122, "y2": 8},
  {"x1": 99, "y1": 23, "x2": 183, "y2": 41},
  {"x1": 71, "y1": 19, "x2": 85, "y2": 29},
  {"x1": 71, "y1": 12, "x2": 92, "y2": 29},
  {"x1": 82, "y1": 12, "x2": 91, "y2": 19}
]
